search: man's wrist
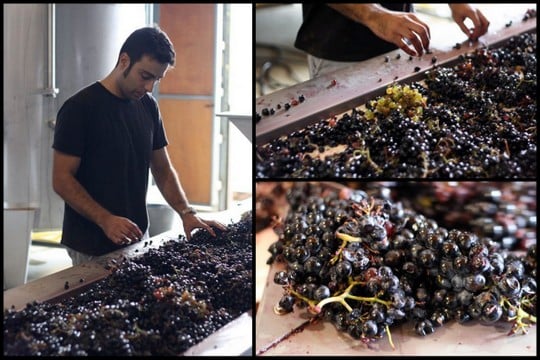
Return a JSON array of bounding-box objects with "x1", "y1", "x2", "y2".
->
[{"x1": 179, "y1": 206, "x2": 197, "y2": 216}]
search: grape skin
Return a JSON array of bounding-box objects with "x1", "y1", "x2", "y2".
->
[
  {"x1": 268, "y1": 183, "x2": 536, "y2": 347},
  {"x1": 257, "y1": 33, "x2": 537, "y2": 179},
  {"x1": 3, "y1": 213, "x2": 253, "y2": 356}
]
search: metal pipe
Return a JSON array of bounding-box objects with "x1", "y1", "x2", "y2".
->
[{"x1": 44, "y1": 3, "x2": 59, "y2": 97}]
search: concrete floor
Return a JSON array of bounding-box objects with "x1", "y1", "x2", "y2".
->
[{"x1": 26, "y1": 244, "x2": 72, "y2": 283}]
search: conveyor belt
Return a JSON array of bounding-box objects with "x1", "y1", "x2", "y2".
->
[
  {"x1": 255, "y1": 14, "x2": 536, "y2": 145},
  {"x1": 3, "y1": 203, "x2": 253, "y2": 356}
]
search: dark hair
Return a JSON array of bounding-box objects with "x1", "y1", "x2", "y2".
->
[{"x1": 118, "y1": 26, "x2": 175, "y2": 69}]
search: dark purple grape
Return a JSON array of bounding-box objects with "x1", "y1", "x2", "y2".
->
[
  {"x1": 273, "y1": 270, "x2": 289, "y2": 285},
  {"x1": 418, "y1": 248, "x2": 437, "y2": 268},
  {"x1": 335, "y1": 260, "x2": 352, "y2": 279},
  {"x1": 263, "y1": 182, "x2": 536, "y2": 351},
  {"x1": 415, "y1": 319, "x2": 435, "y2": 336},
  {"x1": 303, "y1": 256, "x2": 323, "y2": 275},
  {"x1": 480, "y1": 302, "x2": 503, "y2": 324},
  {"x1": 277, "y1": 295, "x2": 296, "y2": 313},
  {"x1": 463, "y1": 273, "x2": 486, "y2": 292},
  {"x1": 362, "y1": 320, "x2": 378, "y2": 337},
  {"x1": 497, "y1": 274, "x2": 521, "y2": 297},
  {"x1": 314, "y1": 285, "x2": 331, "y2": 301},
  {"x1": 505, "y1": 260, "x2": 525, "y2": 280}
]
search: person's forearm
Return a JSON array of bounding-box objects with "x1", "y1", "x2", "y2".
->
[
  {"x1": 153, "y1": 167, "x2": 190, "y2": 214},
  {"x1": 327, "y1": 4, "x2": 389, "y2": 28},
  {"x1": 53, "y1": 175, "x2": 111, "y2": 228}
]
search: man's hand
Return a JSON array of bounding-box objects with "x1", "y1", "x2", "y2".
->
[
  {"x1": 100, "y1": 214, "x2": 143, "y2": 245},
  {"x1": 369, "y1": 10, "x2": 431, "y2": 57},
  {"x1": 181, "y1": 213, "x2": 228, "y2": 241},
  {"x1": 448, "y1": 4, "x2": 490, "y2": 41},
  {"x1": 328, "y1": 4, "x2": 431, "y2": 57}
]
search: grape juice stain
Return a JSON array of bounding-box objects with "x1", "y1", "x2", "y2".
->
[{"x1": 256, "y1": 317, "x2": 318, "y2": 355}]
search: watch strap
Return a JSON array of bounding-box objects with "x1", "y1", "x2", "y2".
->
[{"x1": 180, "y1": 206, "x2": 197, "y2": 216}]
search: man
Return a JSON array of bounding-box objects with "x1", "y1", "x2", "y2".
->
[
  {"x1": 294, "y1": 4, "x2": 490, "y2": 78},
  {"x1": 52, "y1": 26, "x2": 227, "y2": 265}
]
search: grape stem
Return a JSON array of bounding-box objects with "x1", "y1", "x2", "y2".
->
[
  {"x1": 290, "y1": 280, "x2": 397, "y2": 351},
  {"x1": 308, "y1": 279, "x2": 396, "y2": 351},
  {"x1": 500, "y1": 297, "x2": 537, "y2": 335},
  {"x1": 313, "y1": 282, "x2": 392, "y2": 313},
  {"x1": 385, "y1": 324, "x2": 395, "y2": 350},
  {"x1": 330, "y1": 231, "x2": 363, "y2": 264}
]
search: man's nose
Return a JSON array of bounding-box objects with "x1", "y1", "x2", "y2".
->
[{"x1": 144, "y1": 81, "x2": 155, "y2": 93}]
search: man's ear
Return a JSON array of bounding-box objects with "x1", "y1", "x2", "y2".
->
[{"x1": 118, "y1": 52, "x2": 131, "y2": 70}]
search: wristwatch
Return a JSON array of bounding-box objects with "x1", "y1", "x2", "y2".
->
[{"x1": 180, "y1": 206, "x2": 197, "y2": 216}]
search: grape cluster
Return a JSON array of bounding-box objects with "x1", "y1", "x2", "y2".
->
[
  {"x1": 380, "y1": 182, "x2": 537, "y2": 251},
  {"x1": 256, "y1": 32, "x2": 536, "y2": 178},
  {"x1": 364, "y1": 84, "x2": 427, "y2": 122},
  {"x1": 267, "y1": 183, "x2": 536, "y2": 348},
  {"x1": 3, "y1": 212, "x2": 253, "y2": 356}
]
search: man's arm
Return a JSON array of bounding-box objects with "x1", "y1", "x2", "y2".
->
[
  {"x1": 327, "y1": 3, "x2": 430, "y2": 56},
  {"x1": 150, "y1": 147, "x2": 226, "y2": 240},
  {"x1": 448, "y1": 4, "x2": 490, "y2": 41},
  {"x1": 52, "y1": 150, "x2": 142, "y2": 244},
  {"x1": 149, "y1": 148, "x2": 190, "y2": 215}
]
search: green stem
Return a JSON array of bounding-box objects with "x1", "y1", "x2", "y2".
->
[
  {"x1": 330, "y1": 232, "x2": 363, "y2": 264},
  {"x1": 385, "y1": 324, "x2": 395, "y2": 350},
  {"x1": 314, "y1": 282, "x2": 391, "y2": 313}
]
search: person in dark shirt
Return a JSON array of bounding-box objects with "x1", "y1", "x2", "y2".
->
[
  {"x1": 295, "y1": 4, "x2": 490, "y2": 78},
  {"x1": 52, "y1": 26, "x2": 227, "y2": 265}
]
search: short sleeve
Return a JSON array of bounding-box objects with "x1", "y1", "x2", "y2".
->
[
  {"x1": 52, "y1": 99, "x2": 86, "y2": 157},
  {"x1": 144, "y1": 95, "x2": 168, "y2": 150}
]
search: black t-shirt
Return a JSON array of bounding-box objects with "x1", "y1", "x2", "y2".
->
[
  {"x1": 52, "y1": 82, "x2": 168, "y2": 256},
  {"x1": 295, "y1": 3, "x2": 413, "y2": 62}
]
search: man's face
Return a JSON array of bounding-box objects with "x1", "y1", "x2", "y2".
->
[{"x1": 118, "y1": 53, "x2": 169, "y2": 100}]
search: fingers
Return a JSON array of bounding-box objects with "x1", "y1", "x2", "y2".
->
[
  {"x1": 110, "y1": 218, "x2": 143, "y2": 245},
  {"x1": 398, "y1": 33, "x2": 427, "y2": 57},
  {"x1": 125, "y1": 220, "x2": 143, "y2": 242},
  {"x1": 116, "y1": 232, "x2": 139, "y2": 245},
  {"x1": 119, "y1": 236, "x2": 134, "y2": 245},
  {"x1": 455, "y1": 18, "x2": 472, "y2": 40},
  {"x1": 469, "y1": 10, "x2": 490, "y2": 41},
  {"x1": 211, "y1": 220, "x2": 228, "y2": 231},
  {"x1": 198, "y1": 220, "x2": 228, "y2": 237},
  {"x1": 183, "y1": 218, "x2": 229, "y2": 241},
  {"x1": 205, "y1": 224, "x2": 217, "y2": 237},
  {"x1": 452, "y1": 6, "x2": 490, "y2": 42},
  {"x1": 121, "y1": 230, "x2": 142, "y2": 245},
  {"x1": 395, "y1": 16, "x2": 430, "y2": 56},
  {"x1": 409, "y1": 17, "x2": 431, "y2": 48},
  {"x1": 398, "y1": 40, "x2": 419, "y2": 58}
]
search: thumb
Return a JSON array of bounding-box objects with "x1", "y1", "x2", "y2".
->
[
  {"x1": 455, "y1": 19, "x2": 472, "y2": 38},
  {"x1": 206, "y1": 224, "x2": 217, "y2": 237}
]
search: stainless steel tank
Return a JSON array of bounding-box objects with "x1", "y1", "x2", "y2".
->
[
  {"x1": 3, "y1": 4, "x2": 46, "y2": 211},
  {"x1": 3, "y1": 4, "x2": 48, "y2": 289}
]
